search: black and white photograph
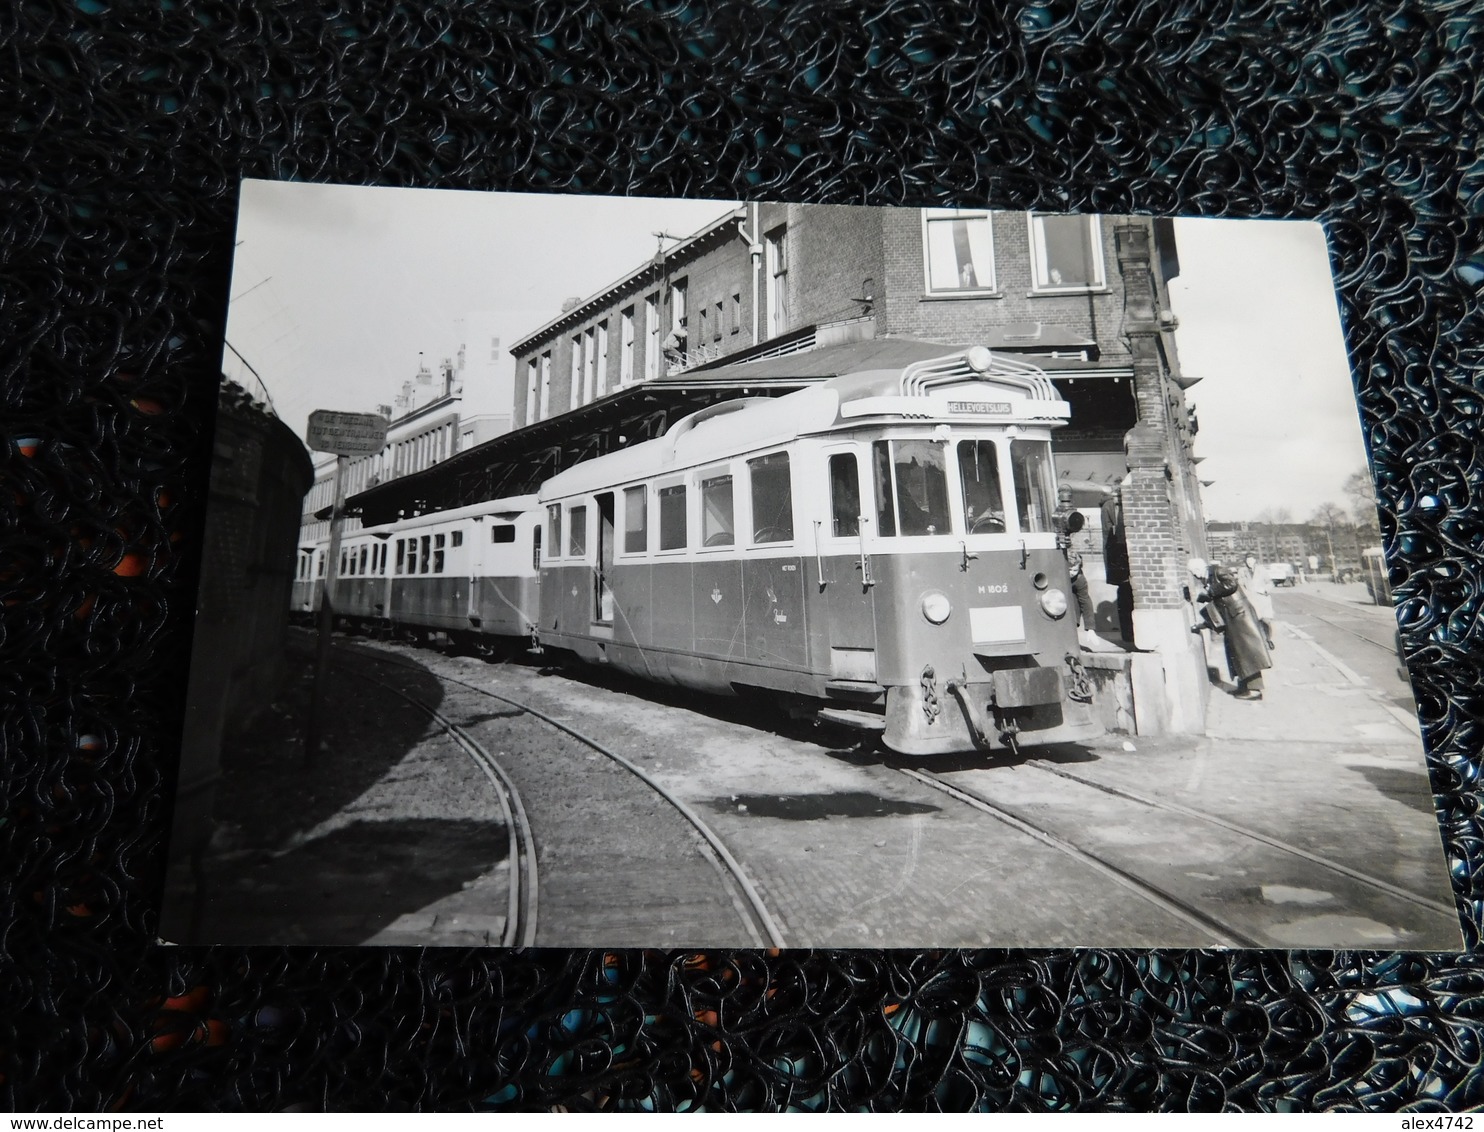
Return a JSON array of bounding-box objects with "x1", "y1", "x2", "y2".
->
[{"x1": 161, "y1": 182, "x2": 1459, "y2": 950}]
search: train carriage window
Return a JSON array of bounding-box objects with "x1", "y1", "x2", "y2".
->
[
  {"x1": 748, "y1": 453, "x2": 794, "y2": 543},
  {"x1": 433, "y1": 533, "x2": 446, "y2": 573},
  {"x1": 406, "y1": 537, "x2": 418, "y2": 575},
  {"x1": 658, "y1": 484, "x2": 687, "y2": 550},
  {"x1": 359, "y1": 545, "x2": 369, "y2": 574},
  {"x1": 547, "y1": 504, "x2": 561, "y2": 558},
  {"x1": 532, "y1": 526, "x2": 542, "y2": 570},
  {"x1": 958, "y1": 440, "x2": 1006, "y2": 533},
  {"x1": 829, "y1": 454, "x2": 861, "y2": 537},
  {"x1": 340, "y1": 548, "x2": 348, "y2": 575},
  {"x1": 490, "y1": 524, "x2": 516, "y2": 544},
  {"x1": 420, "y1": 534, "x2": 431, "y2": 574},
  {"x1": 395, "y1": 539, "x2": 405, "y2": 575},
  {"x1": 1010, "y1": 440, "x2": 1056, "y2": 534},
  {"x1": 623, "y1": 485, "x2": 647, "y2": 553},
  {"x1": 568, "y1": 505, "x2": 587, "y2": 558},
  {"x1": 873, "y1": 439, "x2": 951, "y2": 536},
  {"x1": 317, "y1": 551, "x2": 325, "y2": 578},
  {"x1": 451, "y1": 530, "x2": 463, "y2": 548},
  {"x1": 700, "y1": 473, "x2": 734, "y2": 547}
]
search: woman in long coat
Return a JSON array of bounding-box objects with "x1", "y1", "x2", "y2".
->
[
  {"x1": 1195, "y1": 560, "x2": 1273, "y2": 699},
  {"x1": 1238, "y1": 553, "x2": 1276, "y2": 648}
]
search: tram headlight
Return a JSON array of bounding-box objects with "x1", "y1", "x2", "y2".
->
[
  {"x1": 1039, "y1": 587, "x2": 1069, "y2": 619},
  {"x1": 921, "y1": 591, "x2": 952, "y2": 625}
]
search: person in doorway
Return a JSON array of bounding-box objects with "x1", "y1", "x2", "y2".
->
[
  {"x1": 1192, "y1": 559, "x2": 1272, "y2": 700},
  {"x1": 1238, "y1": 553, "x2": 1276, "y2": 648},
  {"x1": 1056, "y1": 486, "x2": 1095, "y2": 630},
  {"x1": 1100, "y1": 485, "x2": 1134, "y2": 643}
]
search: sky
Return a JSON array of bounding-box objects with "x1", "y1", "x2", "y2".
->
[{"x1": 223, "y1": 182, "x2": 1370, "y2": 522}]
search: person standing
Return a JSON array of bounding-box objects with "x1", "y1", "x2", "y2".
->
[
  {"x1": 1100, "y1": 485, "x2": 1133, "y2": 643},
  {"x1": 1056, "y1": 486, "x2": 1095, "y2": 631},
  {"x1": 1239, "y1": 553, "x2": 1276, "y2": 648},
  {"x1": 1193, "y1": 559, "x2": 1273, "y2": 699}
]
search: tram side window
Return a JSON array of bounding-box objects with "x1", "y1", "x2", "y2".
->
[
  {"x1": 958, "y1": 440, "x2": 1006, "y2": 533},
  {"x1": 568, "y1": 505, "x2": 587, "y2": 558},
  {"x1": 491, "y1": 524, "x2": 516, "y2": 544},
  {"x1": 420, "y1": 534, "x2": 431, "y2": 574},
  {"x1": 395, "y1": 540, "x2": 405, "y2": 575},
  {"x1": 547, "y1": 504, "x2": 561, "y2": 558},
  {"x1": 532, "y1": 526, "x2": 542, "y2": 570},
  {"x1": 340, "y1": 548, "x2": 349, "y2": 575},
  {"x1": 829, "y1": 454, "x2": 861, "y2": 537},
  {"x1": 317, "y1": 551, "x2": 325, "y2": 578},
  {"x1": 873, "y1": 439, "x2": 951, "y2": 536},
  {"x1": 623, "y1": 485, "x2": 647, "y2": 553},
  {"x1": 359, "y1": 545, "x2": 369, "y2": 574},
  {"x1": 433, "y1": 533, "x2": 446, "y2": 573},
  {"x1": 1011, "y1": 440, "x2": 1056, "y2": 533},
  {"x1": 451, "y1": 530, "x2": 463, "y2": 548},
  {"x1": 748, "y1": 453, "x2": 793, "y2": 543},
  {"x1": 701, "y1": 473, "x2": 734, "y2": 547},
  {"x1": 658, "y1": 484, "x2": 687, "y2": 550}
]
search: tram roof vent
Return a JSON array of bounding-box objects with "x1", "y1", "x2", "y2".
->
[{"x1": 898, "y1": 349, "x2": 1059, "y2": 402}]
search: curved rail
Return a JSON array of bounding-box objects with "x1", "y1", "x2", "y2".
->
[
  {"x1": 898, "y1": 767, "x2": 1261, "y2": 948},
  {"x1": 349, "y1": 667, "x2": 539, "y2": 947},
  {"x1": 1022, "y1": 760, "x2": 1453, "y2": 916},
  {"x1": 338, "y1": 641, "x2": 788, "y2": 949}
]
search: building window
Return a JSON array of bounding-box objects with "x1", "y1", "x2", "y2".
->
[
  {"x1": 922, "y1": 208, "x2": 996, "y2": 294},
  {"x1": 1028, "y1": 214, "x2": 1105, "y2": 291},
  {"x1": 539, "y1": 351, "x2": 552, "y2": 418},
  {"x1": 595, "y1": 319, "x2": 608, "y2": 398},
  {"x1": 765, "y1": 227, "x2": 788, "y2": 337},
  {"x1": 713, "y1": 301, "x2": 723, "y2": 342},
  {"x1": 623, "y1": 485, "x2": 647, "y2": 553},
  {"x1": 697, "y1": 305, "x2": 708, "y2": 344},
  {"x1": 620, "y1": 307, "x2": 635, "y2": 385},
  {"x1": 644, "y1": 292, "x2": 660, "y2": 380},
  {"x1": 671, "y1": 278, "x2": 687, "y2": 335},
  {"x1": 730, "y1": 292, "x2": 741, "y2": 334},
  {"x1": 570, "y1": 335, "x2": 583, "y2": 408}
]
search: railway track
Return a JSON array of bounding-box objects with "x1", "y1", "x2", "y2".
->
[
  {"x1": 329, "y1": 638, "x2": 788, "y2": 948},
  {"x1": 1281, "y1": 595, "x2": 1400, "y2": 656},
  {"x1": 350, "y1": 667, "x2": 539, "y2": 947},
  {"x1": 899, "y1": 767, "x2": 1262, "y2": 947}
]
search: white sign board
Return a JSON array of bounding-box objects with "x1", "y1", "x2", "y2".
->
[{"x1": 306, "y1": 410, "x2": 388, "y2": 456}]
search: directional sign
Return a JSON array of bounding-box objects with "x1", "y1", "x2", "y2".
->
[{"x1": 306, "y1": 410, "x2": 388, "y2": 456}]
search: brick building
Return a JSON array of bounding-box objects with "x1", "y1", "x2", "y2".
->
[{"x1": 506, "y1": 203, "x2": 1210, "y2": 733}]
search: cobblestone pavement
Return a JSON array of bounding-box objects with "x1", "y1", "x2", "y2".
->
[{"x1": 183, "y1": 618, "x2": 1459, "y2": 949}]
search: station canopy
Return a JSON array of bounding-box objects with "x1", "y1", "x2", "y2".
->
[{"x1": 350, "y1": 332, "x2": 1117, "y2": 525}]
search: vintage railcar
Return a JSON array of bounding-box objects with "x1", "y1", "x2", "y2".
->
[
  {"x1": 536, "y1": 348, "x2": 1100, "y2": 755},
  {"x1": 291, "y1": 495, "x2": 543, "y2": 646}
]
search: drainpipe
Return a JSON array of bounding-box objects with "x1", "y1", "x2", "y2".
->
[{"x1": 737, "y1": 203, "x2": 762, "y2": 345}]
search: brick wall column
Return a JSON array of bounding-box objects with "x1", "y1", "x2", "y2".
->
[{"x1": 1114, "y1": 220, "x2": 1208, "y2": 734}]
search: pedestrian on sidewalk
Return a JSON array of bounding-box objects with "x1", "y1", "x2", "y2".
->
[
  {"x1": 1100, "y1": 484, "x2": 1133, "y2": 644},
  {"x1": 1191, "y1": 559, "x2": 1272, "y2": 700},
  {"x1": 1239, "y1": 553, "x2": 1277, "y2": 649}
]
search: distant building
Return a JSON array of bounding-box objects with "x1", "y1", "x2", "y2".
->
[{"x1": 299, "y1": 317, "x2": 511, "y2": 544}]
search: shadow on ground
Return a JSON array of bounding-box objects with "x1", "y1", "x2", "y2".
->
[{"x1": 194, "y1": 817, "x2": 505, "y2": 945}]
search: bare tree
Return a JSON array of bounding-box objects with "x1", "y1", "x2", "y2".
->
[
  {"x1": 1310, "y1": 502, "x2": 1346, "y2": 572},
  {"x1": 1345, "y1": 467, "x2": 1380, "y2": 530}
]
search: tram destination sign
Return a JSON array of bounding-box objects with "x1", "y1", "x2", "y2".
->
[
  {"x1": 948, "y1": 400, "x2": 1012, "y2": 415},
  {"x1": 306, "y1": 409, "x2": 388, "y2": 456}
]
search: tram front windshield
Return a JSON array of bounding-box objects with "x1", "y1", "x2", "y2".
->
[
  {"x1": 1010, "y1": 439, "x2": 1056, "y2": 534},
  {"x1": 868, "y1": 434, "x2": 1056, "y2": 539},
  {"x1": 873, "y1": 440, "x2": 951, "y2": 536}
]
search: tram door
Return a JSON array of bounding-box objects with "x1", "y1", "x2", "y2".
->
[
  {"x1": 813, "y1": 446, "x2": 878, "y2": 677},
  {"x1": 594, "y1": 492, "x2": 615, "y2": 623}
]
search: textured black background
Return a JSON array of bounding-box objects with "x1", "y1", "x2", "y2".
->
[{"x1": 4, "y1": 0, "x2": 1483, "y2": 1112}]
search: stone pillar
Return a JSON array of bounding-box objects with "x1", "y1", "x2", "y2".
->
[{"x1": 1115, "y1": 221, "x2": 1209, "y2": 735}]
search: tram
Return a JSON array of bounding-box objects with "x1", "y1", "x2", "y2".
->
[{"x1": 536, "y1": 348, "x2": 1099, "y2": 755}]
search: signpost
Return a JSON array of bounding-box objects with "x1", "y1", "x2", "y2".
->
[{"x1": 304, "y1": 410, "x2": 388, "y2": 766}]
